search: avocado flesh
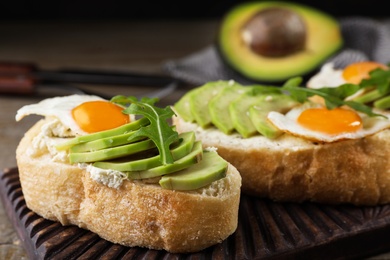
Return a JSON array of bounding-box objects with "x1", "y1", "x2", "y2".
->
[
  {"x1": 229, "y1": 92, "x2": 266, "y2": 138},
  {"x1": 249, "y1": 95, "x2": 298, "y2": 138},
  {"x1": 352, "y1": 88, "x2": 390, "y2": 110},
  {"x1": 159, "y1": 151, "x2": 228, "y2": 191},
  {"x1": 70, "y1": 126, "x2": 176, "y2": 153},
  {"x1": 180, "y1": 81, "x2": 295, "y2": 138},
  {"x1": 69, "y1": 139, "x2": 156, "y2": 163},
  {"x1": 173, "y1": 88, "x2": 197, "y2": 123},
  {"x1": 219, "y1": 1, "x2": 343, "y2": 82},
  {"x1": 92, "y1": 131, "x2": 196, "y2": 171},
  {"x1": 208, "y1": 83, "x2": 249, "y2": 134},
  {"x1": 353, "y1": 89, "x2": 386, "y2": 104},
  {"x1": 189, "y1": 81, "x2": 234, "y2": 128},
  {"x1": 374, "y1": 96, "x2": 390, "y2": 109},
  {"x1": 56, "y1": 117, "x2": 150, "y2": 151},
  {"x1": 126, "y1": 141, "x2": 203, "y2": 180},
  {"x1": 70, "y1": 132, "x2": 146, "y2": 153}
]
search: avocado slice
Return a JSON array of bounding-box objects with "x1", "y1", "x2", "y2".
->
[
  {"x1": 208, "y1": 82, "x2": 248, "y2": 134},
  {"x1": 70, "y1": 132, "x2": 146, "y2": 153},
  {"x1": 374, "y1": 96, "x2": 390, "y2": 109},
  {"x1": 353, "y1": 89, "x2": 386, "y2": 104},
  {"x1": 173, "y1": 88, "x2": 198, "y2": 122},
  {"x1": 126, "y1": 141, "x2": 203, "y2": 180},
  {"x1": 69, "y1": 139, "x2": 156, "y2": 163},
  {"x1": 230, "y1": 89, "x2": 298, "y2": 138},
  {"x1": 229, "y1": 89, "x2": 275, "y2": 138},
  {"x1": 70, "y1": 125, "x2": 176, "y2": 153},
  {"x1": 189, "y1": 81, "x2": 234, "y2": 128},
  {"x1": 218, "y1": 1, "x2": 343, "y2": 82},
  {"x1": 249, "y1": 94, "x2": 299, "y2": 138},
  {"x1": 56, "y1": 117, "x2": 150, "y2": 151},
  {"x1": 159, "y1": 151, "x2": 228, "y2": 191},
  {"x1": 92, "y1": 131, "x2": 196, "y2": 171}
]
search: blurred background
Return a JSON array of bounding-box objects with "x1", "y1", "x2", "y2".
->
[
  {"x1": 0, "y1": 0, "x2": 384, "y2": 21},
  {"x1": 0, "y1": 0, "x2": 386, "y2": 100}
]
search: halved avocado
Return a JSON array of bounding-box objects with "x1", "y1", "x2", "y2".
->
[{"x1": 218, "y1": 1, "x2": 343, "y2": 82}]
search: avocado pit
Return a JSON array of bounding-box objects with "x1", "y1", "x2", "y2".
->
[{"x1": 241, "y1": 7, "x2": 307, "y2": 57}]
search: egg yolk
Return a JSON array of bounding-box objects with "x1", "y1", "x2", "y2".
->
[
  {"x1": 72, "y1": 101, "x2": 130, "y2": 133},
  {"x1": 342, "y1": 61, "x2": 388, "y2": 84},
  {"x1": 297, "y1": 107, "x2": 362, "y2": 135}
]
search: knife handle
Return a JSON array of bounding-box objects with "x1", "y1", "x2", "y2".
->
[
  {"x1": 0, "y1": 74, "x2": 36, "y2": 94},
  {"x1": 0, "y1": 62, "x2": 37, "y2": 74},
  {"x1": 0, "y1": 62, "x2": 37, "y2": 94}
]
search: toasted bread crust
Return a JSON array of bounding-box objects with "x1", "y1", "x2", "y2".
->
[
  {"x1": 173, "y1": 115, "x2": 390, "y2": 206},
  {"x1": 16, "y1": 119, "x2": 241, "y2": 253}
]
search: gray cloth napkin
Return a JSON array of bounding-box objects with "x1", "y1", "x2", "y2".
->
[{"x1": 163, "y1": 17, "x2": 390, "y2": 86}]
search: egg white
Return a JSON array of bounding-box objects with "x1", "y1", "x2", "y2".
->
[
  {"x1": 306, "y1": 62, "x2": 367, "y2": 101},
  {"x1": 16, "y1": 94, "x2": 109, "y2": 136},
  {"x1": 267, "y1": 103, "x2": 390, "y2": 143},
  {"x1": 306, "y1": 63, "x2": 345, "y2": 89}
]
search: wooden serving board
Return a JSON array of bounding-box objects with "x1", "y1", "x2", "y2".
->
[{"x1": 2, "y1": 167, "x2": 390, "y2": 260}]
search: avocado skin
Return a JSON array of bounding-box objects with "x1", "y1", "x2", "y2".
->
[{"x1": 218, "y1": 1, "x2": 343, "y2": 83}]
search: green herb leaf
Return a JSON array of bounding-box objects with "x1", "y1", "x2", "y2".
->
[
  {"x1": 111, "y1": 95, "x2": 179, "y2": 165},
  {"x1": 285, "y1": 85, "x2": 384, "y2": 117},
  {"x1": 361, "y1": 68, "x2": 390, "y2": 94},
  {"x1": 282, "y1": 77, "x2": 309, "y2": 103},
  {"x1": 248, "y1": 78, "x2": 384, "y2": 117}
]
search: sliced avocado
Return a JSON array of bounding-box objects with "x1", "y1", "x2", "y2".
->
[
  {"x1": 56, "y1": 117, "x2": 150, "y2": 151},
  {"x1": 127, "y1": 141, "x2": 203, "y2": 180},
  {"x1": 230, "y1": 90, "x2": 298, "y2": 138},
  {"x1": 228, "y1": 89, "x2": 272, "y2": 138},
  {"x1": 69, "y1": 139, "x2": 156, "y2": 163},
  {"x1": 218, "y1": 1, "x2": 343, "y2": 82},
  {"x1": 189, "y1": 81, "x2": 234, "y2": 128},
  {"x1": 70, "y1": 132, "x2": 146, "y2": 153},
  {"x1": 208, "y1": 82, "x2": 248, "y2": 134},
  {"x1": 173, "y1": 88, "x2": 198, "y2": 122},
  {"x1": 159, "y1": 151, "x2": 228, "y2": 191},
  {"x1": 249, "y1": 94, "x2": 298, "y2": 138},
  {"x1": 374, "y1": 96, "x2": 390, "y2": 109},
  {"x1": 70, "y1": 126, "x2": 176, "y2": 153},
  {"x1": 92, "y1": 131, "x2": 196, "y2": 171},
  {"x1": 353, "y1": 89, "x2": 385, "y2": 104}
]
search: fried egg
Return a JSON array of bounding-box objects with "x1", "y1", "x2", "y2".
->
[
  {"x1": 308, "y1": 61, "x2": 388, "y2": 87},
  {"x1": 267, "y1": 103, "x2": 390, "y2": 143},
  {"x1": 16, "y1": 94, "x2": 132, "y2": 136}
]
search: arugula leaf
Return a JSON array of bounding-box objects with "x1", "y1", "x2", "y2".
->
[
  {"x1": 361, "y1": 68, "x2": 390, "y2": 94},
  {"x1": 111, "y1": 95, "x2": 179, "y2": 165},
  {"x1": 282, "y1": 77, "x2": 309, "y2": 103},
  {"x1": 284, "y1": 84, "x2": 384, "y2": 117},
  {"x1": 245, "y1": 76, "x2": 385, "y2": 117}
]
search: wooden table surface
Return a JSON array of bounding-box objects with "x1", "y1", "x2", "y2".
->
[{"x1": 0, "y1": 19, "x2": 389, "y2": 259}]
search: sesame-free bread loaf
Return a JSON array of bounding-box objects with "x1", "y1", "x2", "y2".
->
[
  {"x1": 173, "y1": 114, "x2": 390, "y2": 206},
  {"x1": 16, "y1": 118, "x2": 242, "y2": 253}
]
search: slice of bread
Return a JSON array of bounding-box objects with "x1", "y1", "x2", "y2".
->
[
  {"x1": 16, "y1": 119, "x2": 242, "y2": 253},
  {"x1": 173, "y1": 114, "x2": 390, "y2": 206}
]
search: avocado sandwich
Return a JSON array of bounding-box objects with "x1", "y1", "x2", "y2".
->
[
  {"x1": 173, "y1": 66, "x2": 390, "y2": 206},
  {"x1": 15, "y1": 95, "x2": 241, "y2": 253}
]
